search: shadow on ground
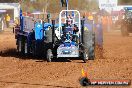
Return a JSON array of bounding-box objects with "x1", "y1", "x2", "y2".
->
[
  {"x1": 0, "y1": 48, "x2": 83, "y2": 62},
  {"x1": 0, "y1": 48, "x2": 34, "y2": 60},
  {"x1": 0, "y1": 80, "x2": 74, "y2": 88}
]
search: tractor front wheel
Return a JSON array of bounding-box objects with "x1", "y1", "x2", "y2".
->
[
  {"x1": 47, "y1": 49, "x2": 53, "y2": 62},
  {"x1": 83, "y1": 51, "x2": 89, "y2": 63}
]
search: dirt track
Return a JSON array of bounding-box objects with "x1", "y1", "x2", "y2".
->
[{"x1": 0, "y1": 29, "x2": 132, "y2": 88}]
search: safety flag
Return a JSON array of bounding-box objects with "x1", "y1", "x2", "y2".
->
[{"x1": 81, "y1": 68, "x2": 87, "y2": 77}]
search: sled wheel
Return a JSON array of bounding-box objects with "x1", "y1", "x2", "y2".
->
[{"x1": 79, "y1": 77, "x2": 91, "y2": 86}]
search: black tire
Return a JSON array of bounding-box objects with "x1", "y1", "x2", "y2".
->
[
  {"x1": 83, "y1": 51, "x2": 89, "y2": 63},
  {"x1": 24, "y1": 40, "x2": 27, "y2": 55},
  {"x1": 88, "y1": 47, "x2": 95, "y2": 60},
  {"x1": 24, "y1": 39, "x2": 30, "y2": 56},
  {"x1": 79, "y1": 77, "x2": 91, "y2": 86},
  {"x1": 17, "y1": 36, "x2": 25, "y2": 55},
  {"x1": 47, "y1": 49, "x2": 53, "y2": 62},
  {"x1": 34, "y1": 40, "x2": 43, "y2": 57},
  {"x1": 21, "y1": 37, "x2": 25, "y2": 55},
  {"x1": 17, "y1": 37, "x2": 22, "y2": 54},
  {"x1": 31, "y1": 41, "x2": 36, "y2": 57},
  {"x1": 88, "y1": 33, "x2": 95, "y2": 60},
  {"x1": 83, "y1": 30, "x2": 95, "y2": 60}
]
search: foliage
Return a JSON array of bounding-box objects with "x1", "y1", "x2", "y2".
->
[
  {"x1": 0, "y1": 0, "x2": 19, "y2": 3},
  {"x1": 0, "y1": 0, "x2": 99, "y2": 13},
  {"x1": 119, "y1": 0, "x2": 132, "y2": 5}
]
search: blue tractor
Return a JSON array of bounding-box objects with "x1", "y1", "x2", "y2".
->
[
  {"x1": 15, "y1": 10, "x2": 52, "y2": 58},
  {"x1": 15, "y1": 0, "x2": 96, "y2": 62},
  {"x1": 47, "y1": 10, "x2": 95, "y2": 62},
  {"x1": 121, "y1": 7, "x2": 132, "y2": 36}
]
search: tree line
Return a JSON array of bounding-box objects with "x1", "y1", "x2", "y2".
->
[{"x1": 0, "y1": 0, "x2": 99, "y2": 13}]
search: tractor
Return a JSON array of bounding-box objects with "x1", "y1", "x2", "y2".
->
[
  {"x1": 47, "y1": 9, "x2": 95, "y2": 62},
  {"x1": 121, "y1": 7, "x2": 132, "y2": 36},
  {"x1": 15, "y1": 9, "x2": 52, "y2": 58},
  {"x1": 15, "y1": 0, "x2": 96, "y2": 62}
]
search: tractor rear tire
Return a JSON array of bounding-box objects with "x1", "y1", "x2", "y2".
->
[
  {"x1": 17, "y1": 37, "x2": 22, "y2": 54},
  {"x1": 21, "y1": 37, "x2": 25, "y2": 55},
  {"x1": 88, "y1": 33, "x2": 95, "y2": 60},
  {"x1": 31, "y1": 41, "x2": 36, "y2": 57},
  {"x1": 83, "y1": 30, "x2": 95, "y2": 60},
  {"x1": 17, "y1": 36, "x2": 25, "y2": 56},
  {"x1": 24, "y1": 39, "x2": 30, "y2": 56}
]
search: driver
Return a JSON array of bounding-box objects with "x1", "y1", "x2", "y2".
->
[{"x1": 66, "y1": 15, "x2": 73, "y2": 26}]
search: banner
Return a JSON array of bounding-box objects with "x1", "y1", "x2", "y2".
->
[{"x1": 99, "y1": 0, "x2": 118, "y2": 12}]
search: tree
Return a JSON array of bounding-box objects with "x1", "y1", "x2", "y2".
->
[
  {"x1": 0, "y1": 0, "x2": 19, "y2": 3},
  {"x1": 0, "y1": 0, "x2": 98, "y2": 13},
  {"x1": 119, "y1": 0, "x2": 132, "y2": 5}
]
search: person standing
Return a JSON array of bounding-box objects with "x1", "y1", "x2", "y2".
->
[{"x1": 5, "y1": 14, "x2": 10, "y2": 28}]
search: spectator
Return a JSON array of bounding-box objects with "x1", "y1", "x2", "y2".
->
[{"x1": 5, "y1": 14, "x2": 10, "y2": 28}]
